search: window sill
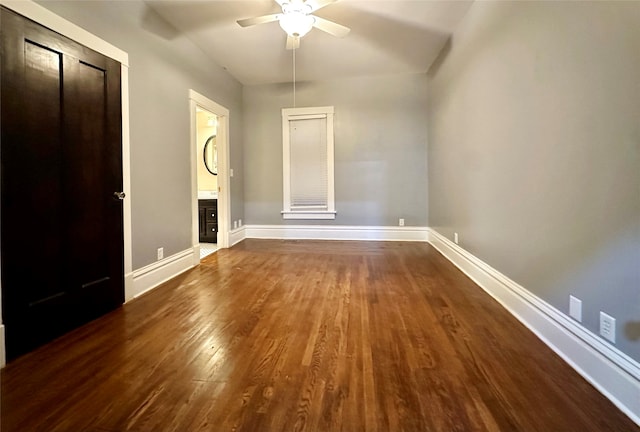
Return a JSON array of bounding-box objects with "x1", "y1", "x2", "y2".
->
[{"x1": 281, "y1": 211, "x2": 336, "y2": 220}]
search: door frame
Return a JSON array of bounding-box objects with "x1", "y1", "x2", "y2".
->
[
  {"x1": 189, "y1": 90, "x2": 230, "y2": 261},
  {"x1": 0, "y1": 0, "x2": 132, "y2": 366}
]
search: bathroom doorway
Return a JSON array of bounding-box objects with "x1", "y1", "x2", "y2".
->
[
  {"x1": 189, "y1": 90, "x2": 230, "y2": 263},
  {"x1": 196, "y1": 107, "x2": 218, "y2": 259}
]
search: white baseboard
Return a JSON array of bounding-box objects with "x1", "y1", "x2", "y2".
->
[
  {"x1": 427, "y1": 229, "x2": 640, "y2": 426},
  {"x1": 0, "y1": 324, "x2": 5, "y2": 368},
  {"x1": 230, "y1": 226, "x2": 246, "y2": 246},
  {"x1": 245, "y1": 224, "x2": 429, "y2": 242},
  {"x1": 129, "y1": 248, "x2": 196, "y2": 300}
]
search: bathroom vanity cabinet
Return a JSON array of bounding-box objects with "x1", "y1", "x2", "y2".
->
[{"x1": 198, "y1": 199, "x2": 218, "y2": 243}]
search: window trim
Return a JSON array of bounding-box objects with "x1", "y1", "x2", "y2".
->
[{"x1": 282, "y1": 106, "x2": 336, "y2": 220}]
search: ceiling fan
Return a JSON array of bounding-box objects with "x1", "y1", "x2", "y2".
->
[{"x1": 237, "y1": 0, "x2": 351, "y2": 50}]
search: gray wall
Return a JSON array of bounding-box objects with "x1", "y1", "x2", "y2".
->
[
  {"x1": 427, "y1": 1, "x2": 640, "y2": 360},
  {"x1": 37, "y1": 1, "x2": 244, "y2": 269},
  {"x1": 243, "y1": 74, "x2": 428, "y2": 226}
]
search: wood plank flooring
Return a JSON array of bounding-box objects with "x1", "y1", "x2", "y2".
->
[{"x1": 1, "y1": 239, "x2": 638, "y2": 431}]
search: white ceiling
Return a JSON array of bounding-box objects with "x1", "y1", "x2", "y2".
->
[{"x1": 145, "y1": 0, "x2": 473, "y2": 85}]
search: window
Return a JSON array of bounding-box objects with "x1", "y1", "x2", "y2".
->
[{"x1": 282, "y1": 106, "x2": 336, "y2": 220}]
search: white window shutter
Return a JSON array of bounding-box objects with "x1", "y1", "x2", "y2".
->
[
  {"x1": 289, "y1": 117, "x2": 327, "y2": 210},
  {"x1": 281, "y1": 106, "x2": 336, "y2": 220}
]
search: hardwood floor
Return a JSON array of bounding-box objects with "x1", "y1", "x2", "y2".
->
[{"x1": 1, "y1": 240, "x2": 638, "y2": 431}]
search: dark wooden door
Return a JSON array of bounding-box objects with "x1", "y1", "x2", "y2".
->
[{"x1": 0, "y1": 7, "x2": 124, "y2": 360}]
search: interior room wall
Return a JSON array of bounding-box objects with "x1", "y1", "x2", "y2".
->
[
  {"x1": 196, "y1": 111, "x2": 218, "y2": 193},
  {"x1": 36, "y1": 1, "x2": 244, "y2": 269},
  {"x1": 243, "y1": 73, "x2": 428, "y2": 227},
  {"x1": 427, "y1": 1, "x2": 640, "y2": 361}
]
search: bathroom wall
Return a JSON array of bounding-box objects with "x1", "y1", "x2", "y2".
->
[{"x1": 196, "y1": 110, "x2": 218, "y2": 194}]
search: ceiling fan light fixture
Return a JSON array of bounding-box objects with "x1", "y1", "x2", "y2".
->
[{"x1": 279, "y1": 12, "x2": 315, "y2": 38}]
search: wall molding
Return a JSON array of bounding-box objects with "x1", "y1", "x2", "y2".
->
[
  {"x1": 230, "y1": 226, "x2": 246, "y2": 246},
  {"x1": 0, "y1": 325, "x2": 5, "y2": 367},
  {"x1": 427, "y1": 228, "x2": 640, "y2": 426},
  {"x1": 124, "y1": 272, "x2": 135, "y2": 302},
  {"x1": 244, "y1": 224, "x2": 429, "y2": 242},
  {"x1": 189, "y1": 90, "x2": 230, "y2": 250},
  {"x1": 130, "y1": 248, "x2": 196, "y2": 300}
]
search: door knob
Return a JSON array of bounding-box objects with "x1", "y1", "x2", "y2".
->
[{"x1": 113, "y1": 192, "x2": 126, "y2": 200}]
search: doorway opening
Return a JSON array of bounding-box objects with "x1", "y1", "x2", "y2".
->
[
  {"x1": 189, "y1": 90, "x2": 230, "y2": 263},
  {"x1": 196, "y1": 107, "x2": 218, "y2": 259}
]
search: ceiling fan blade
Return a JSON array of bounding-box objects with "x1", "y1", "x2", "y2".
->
[
  {"x1": 286, "y1": 35, "x2": 300, "y2": 50},
  {"x1": 307, "y1": 0, "x2": 337, "y2": 13},
  {"x1": 312, "y1": 16, "x2": 350, "y2": 38},
  {"x1": 237, "y1": 14, "x2": 281, "y2": 28}
]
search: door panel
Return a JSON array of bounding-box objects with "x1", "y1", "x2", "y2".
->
[
  {"x1": 1, "y1": 7, "x2": 124, "y2": 359},
  {"x1": 2, "y1": 33, "x2": 69, "y2": 339}
]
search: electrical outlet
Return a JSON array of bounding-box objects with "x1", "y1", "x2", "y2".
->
[
  {"x1": 569, "y1": 295, "x2": 582, "y2": 322},
  {"x1": 233, "y1": 220, "x2": 238, "y2": 229},
  {"x1": 157, "y1": 247, "x2": 164, "y2": 261},
  {"x1": 230, "y1": 168, "x2": 234, "y2": 177},
  {"x1": 454, "y1": 232, "x2": 459, "y2": 244},
  {"x1": 599, "y1": 311, "x2": 616, "y2": 343},
  {"x1": 239, "y1": 219, "x2": 242, "y2": 227},
  {"x1": 399, "y1": 218, "x2": 405, "y2": 227}
]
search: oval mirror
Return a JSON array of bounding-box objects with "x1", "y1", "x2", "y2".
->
[{"x1": 203, "y1": 135, "x2": 217, "y2": 175}]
